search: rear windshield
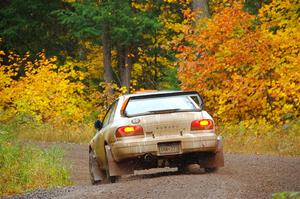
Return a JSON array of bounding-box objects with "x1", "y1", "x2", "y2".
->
[{"x1": 125, "y1": 95, "x2": 199, "y2": 116}]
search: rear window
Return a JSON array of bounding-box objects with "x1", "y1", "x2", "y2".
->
[{"x1": 125, "y1": 95, "x2": 199, "y2": 116}]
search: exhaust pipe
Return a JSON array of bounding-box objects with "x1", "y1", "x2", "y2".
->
[{"x1": 144, "y1": 153, "x2": 155, "y2": 162}]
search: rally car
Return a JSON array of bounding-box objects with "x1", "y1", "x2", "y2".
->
[{"x1": 89, "y1": 90, "x2": 224, "y2": 184}]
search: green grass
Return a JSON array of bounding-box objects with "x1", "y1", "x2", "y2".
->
[
  {"x1": 0, "y1": 126, "x2": 71, "y2": 197},
  {"x1": 272, "y1": 192, "x2": 300, "y2": 199}
]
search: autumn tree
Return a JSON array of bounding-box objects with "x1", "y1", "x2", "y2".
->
[
  {"x1": 0, "y1": 46, "x2": 125, "y2": 125},
  {"x1": 208, "y1": 0, "x2": 268, "y2": 14},
  {"x1": 177, "y1": 3, "x2": 300, "y2": 124}
]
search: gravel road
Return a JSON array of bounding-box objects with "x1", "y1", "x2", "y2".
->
[{"x1": 11, "y1": 143, "x2": 300, "y2": 199}]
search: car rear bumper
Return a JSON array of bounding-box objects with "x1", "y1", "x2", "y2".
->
[{"x1": 111, "y1": 132, "x2": 218, "y2": 162}]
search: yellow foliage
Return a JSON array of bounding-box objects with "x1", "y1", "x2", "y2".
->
[
  {"x1": 209, "y1": 0, "x2": 241, "y2": 13},
  {"x1": 74, "y1": 42, "x2": 104, "y2": 81},
  {"x1": 259, "y1": 0, "x2": 299, "y2": 33},
  {"x1": 0, "y1": 49, "x2": 123, "y2": 126},
  {"x1": 0, "y1": 52, "x2": 88, "y2": 124}
]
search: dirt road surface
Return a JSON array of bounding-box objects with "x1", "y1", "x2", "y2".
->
[{"x1": 12, "y1": 143, "x2": 300, "y2": 199}]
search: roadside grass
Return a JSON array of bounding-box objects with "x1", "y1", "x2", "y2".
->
[
  {"x1": 1, "y1": 113, "x2": 94, "y2": 143},
  {"x1": 219, "y1": 120, "x2": 300, "y2": 156},
  {"x1": 0, "y1": 125, "x2": 71, "y2": 197},
  {"x1": 17, "y1": 122, "x2": 94, "y2": 143},
  {"x1": 272, "y1": 192, "x2": 300, "y2": 199}
]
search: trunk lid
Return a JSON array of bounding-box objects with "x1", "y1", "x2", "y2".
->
[{"x1": 138, "y1": 112, "x2": 202, "y2": 137}]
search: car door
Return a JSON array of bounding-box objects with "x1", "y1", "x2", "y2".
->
[{"x1": 94, "y1": 100, "x2": 118, "y2": 167}]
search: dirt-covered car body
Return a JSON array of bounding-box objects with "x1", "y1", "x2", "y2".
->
[{"x1": 89, "y1": 91, "x2": 224, "y2": 184}]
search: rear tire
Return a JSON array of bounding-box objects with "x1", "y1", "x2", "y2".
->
[
  {"x1": 204, "y1": 167, "x2": 218, "y2": 173},
  {"x1": 177, "y1": 164, "x2": 187, "y2": 174}
]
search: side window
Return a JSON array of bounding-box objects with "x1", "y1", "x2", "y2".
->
[
  {"x1": 102, "y1": 100, "x2": 118, "y2": 127},
  {"x1": 108, "y1": 101, "x2": 118, "y2": 124},
  {"x1": 188, "y1": 94, "x2": 203, "y2": 109},
  {"x1": 102, "y1": 107, "x2": 113, "y2": 127}
]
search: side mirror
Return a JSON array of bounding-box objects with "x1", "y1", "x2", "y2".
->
[{"x1": 94, "y1": 120, "x2": 103, "y2": 131}]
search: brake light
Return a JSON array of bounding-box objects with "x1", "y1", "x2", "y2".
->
[
  {"x1": 115, "y1": 125, "x2": 144, "y2": 137},
  {"x1": 191, "y1": 119, "x2": 213, "y2": 130}
]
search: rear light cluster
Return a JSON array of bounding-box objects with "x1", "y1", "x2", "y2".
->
[
  {"x1": 115, "y1": 119, "x2": 213, "y2": 137},
  {"x1": 115, "y1": 125, "x2": 144, "y2": 137},
  {"x1": 191, "y1": 119, "x2": 214, "y2": 130}
]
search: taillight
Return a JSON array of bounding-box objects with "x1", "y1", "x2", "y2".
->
[
  {"x1": 115, "y1": 125, "x2": 144, "y2": 137},
  {"x1": 191, "y1": 119, "x2": 214, "y2": 130}
]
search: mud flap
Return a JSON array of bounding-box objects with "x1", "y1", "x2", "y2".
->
[
  {"x1": 105, "y1": 145, "x2": 135, "y2": 177},
  {"x1": 199, "y1": 136, "x2": 224, "y2": 168},
  {"x1": 89, "y1": 152, "x2": 105, "y2": 182}
]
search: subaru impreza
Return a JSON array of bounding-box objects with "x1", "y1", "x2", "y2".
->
[{"x1": 89, "y1": 90, "x2": 224, "y2": 184}]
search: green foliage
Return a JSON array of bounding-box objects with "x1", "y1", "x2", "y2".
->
[
  {"x1": 0, "y1": 126, "x2": 71, "y2": 196},
  {"x1": 244, "y1": 0, "x2": 270, "y2": 15},
  {"x1": 0, "y1": 0, "x2": 73, "y2": 56},
  {"x1": 54, "y1": 0, "x2": 191, "y2": 90},
  {"x1": 159, "y1": 67, "x2": 180, "y2": 90},
  {"x1": 272, "y1": 192, "x2": 300, "y2": 199},
  {"x1": 54, "y1": 0, "x2": 161, "y2": 46},
  {"x1": 54, "y1": 1, "x2": 103, "y2": 40}
]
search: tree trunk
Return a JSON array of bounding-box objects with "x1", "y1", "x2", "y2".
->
[
  {"x1": 117, "y1": 46, "x2": 132, "y2": 93},
  {"x1": 102, "y1": 24, "x2": 113, "y2": 83},
  {"x1": 192, "y1": 0, "x2": 210, "y2": 18},
  {"x1": 77, "y1": 42, "x2": 86, "y2": 61},
  {"x1": 117, "y1": 46, "x2": 125, "y2": 85},
  {"x1": 123, "y1": 48, "x2": 132, "y2": 92}
]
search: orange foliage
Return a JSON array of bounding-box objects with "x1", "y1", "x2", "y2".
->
[{"x1": 177, "y1": 4, "x2": 300, "y2": 124}]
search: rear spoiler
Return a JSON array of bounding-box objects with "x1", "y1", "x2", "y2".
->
[{"x1": 120, "y1": 91, "x2": 204, "y2": 116}]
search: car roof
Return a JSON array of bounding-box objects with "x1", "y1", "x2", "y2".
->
[{"x1": 123, "y1": 90, "x2": 184, "y2": 98}]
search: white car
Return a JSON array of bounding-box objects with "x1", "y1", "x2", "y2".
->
[{"x1": 89, "y1": 90, "x2": 224, "y2": 184}]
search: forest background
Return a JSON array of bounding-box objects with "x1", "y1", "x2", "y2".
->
[{"x1": 0, "y1": 0, "x2": 299, "y2": 195}]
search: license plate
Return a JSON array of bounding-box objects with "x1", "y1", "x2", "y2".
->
[{"x1": 158, "y1": 142, "x2": 180, "y2": 155}]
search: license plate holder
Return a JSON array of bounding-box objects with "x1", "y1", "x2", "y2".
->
[{"x1": 158, "y1": 142, "x2": 181, "y2": 155}]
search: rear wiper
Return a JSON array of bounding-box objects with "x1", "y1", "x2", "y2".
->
[{"x1": 148, "y1": 108, "x2": 182, "y2": 114}]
